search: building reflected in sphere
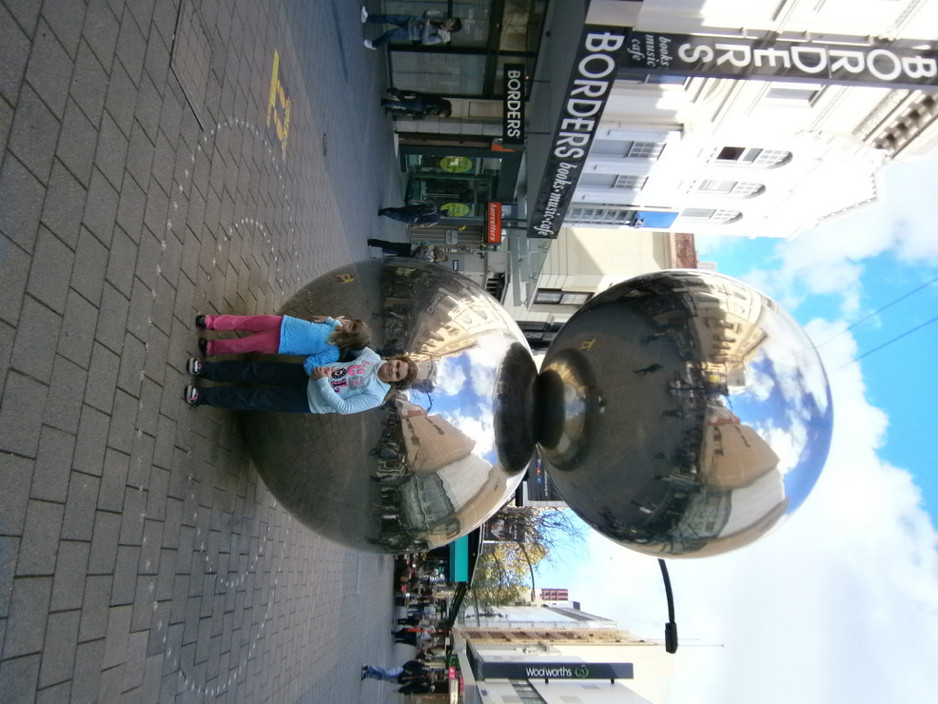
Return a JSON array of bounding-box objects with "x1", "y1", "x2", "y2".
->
[
  {"x1": 536, "y1": 270, "x2": 833, "y2": 557},
  {"x1": 240, "y1": 262, "x2": 832, "y2": 558},
  {"x1": 241, "y1": 259, "x2": 535, "y2": 553}
]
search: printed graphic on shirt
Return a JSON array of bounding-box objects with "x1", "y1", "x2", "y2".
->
[{"x1": 329, "y1": 363, "x2": 368, "y2": 393}]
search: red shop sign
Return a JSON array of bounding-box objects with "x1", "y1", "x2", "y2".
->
[{"x1": 487, "y1": 202, "x2": 502, "y2": 243}]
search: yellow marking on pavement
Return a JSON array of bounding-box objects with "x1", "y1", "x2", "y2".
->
[{"x1": 266, "y1": 50, "x2": 292, "y2": 159}]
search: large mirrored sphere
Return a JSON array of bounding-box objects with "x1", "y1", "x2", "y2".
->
[
  {"x1": 241, "y1": 259, "x2": 535, "y2": 552},
  {"x1": 535, "y1": 270, "x2": 833, "y2": 558}
]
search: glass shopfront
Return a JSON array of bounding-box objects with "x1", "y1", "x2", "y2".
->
[
  {"x1": 403, "y1": 152, "x2": 512, "y2": 222},
  {"x1": 398, "y1": 146, "x2": 522, "y2": 232},
  {"x1": 384, "y1": 0, "x2": 545, "y2": 97}
]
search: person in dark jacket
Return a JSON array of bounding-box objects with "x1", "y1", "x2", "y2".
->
[
  {"x1": 377, "y1": 202, "x2": 442, "y2": 226},
  {"x1": 382, "y1": 91, "x2": 452, "y2": 118}
]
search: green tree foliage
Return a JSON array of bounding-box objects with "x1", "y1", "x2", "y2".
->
[{"x1": 468, "y1": 506, "x2": 584, "y2": 610}]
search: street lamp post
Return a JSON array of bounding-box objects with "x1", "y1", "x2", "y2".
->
[{"x1": 658, "y1": 558, "x2": 678, "y2": 653}]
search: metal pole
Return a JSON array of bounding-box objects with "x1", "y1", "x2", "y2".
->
[{"x1": 658, "y1": 559, "x2": 678, "y2": 653}]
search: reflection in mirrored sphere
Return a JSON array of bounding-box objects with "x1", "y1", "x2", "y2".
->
[
  {"x1": 535, "y1": 270, "x2": 833, "y2": 558},
  {"x1": 241, "y1": 259, "x2": 535, "y2": 553}
]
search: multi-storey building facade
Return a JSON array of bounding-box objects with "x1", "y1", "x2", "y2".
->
[
  {"x1": 558, "y1": 0, "x2": 938, "y2": 239},
  {"x1": 451, "y1": 604, "x2": 673, "y2": 703},
  {"x1": 511, "y1": 0, "x2": 938, "y2": 346}
]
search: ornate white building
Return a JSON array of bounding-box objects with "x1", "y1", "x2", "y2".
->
[{"x1": 560, "y1": 0, "x2": 938, "y2": 238}]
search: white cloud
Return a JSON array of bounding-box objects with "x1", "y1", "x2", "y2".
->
[{"x1": 735, "y1": 154, "x2": 938, "y2": 318}]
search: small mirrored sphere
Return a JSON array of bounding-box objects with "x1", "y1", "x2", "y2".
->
[
  {"x1": 241, "y1": 259, "x2": 535, "y2": 553},
  {"x1": 535, "y1": 270, "x2": 833, "y2": 558}
]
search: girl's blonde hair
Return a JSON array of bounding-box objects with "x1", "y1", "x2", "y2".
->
[{"x1": 328, "y1": 318, "x2": 371, "y2": 351}]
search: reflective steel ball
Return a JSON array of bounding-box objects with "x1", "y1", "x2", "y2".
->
[
  {"x1": 241, "y1": 259, "x2": 535, "y2": 552},
  {"x1": 239, "y1": 262, "x2": 832, "y2": 559},
  {"x1": 535, "y1": 270, "x2": 833, "y2": 557}
]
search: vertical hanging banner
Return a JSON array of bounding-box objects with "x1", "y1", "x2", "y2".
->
[
  {"x1": 528, "y1": 27, "x2": 629, "y2": 239},
  {"x1": 621, "y1": 31, "x2": 938, "y2": 88},
  {"x1": 486, "y1": 202, "x2": 502, "y2": 244},
  {"x1": 503, "y1": 64, "x2": 526, "y2": 145}
]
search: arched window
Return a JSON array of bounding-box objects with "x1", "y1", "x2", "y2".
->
[
  {"x1": 713, "y1": 147, "x2": 791, "y2": 168},
  {"x1": 696, "y1": 180, "x2": 765, "y2": 198},
  {"x1": 679, "y1": 208, "x2": 743, "y2": 224}
]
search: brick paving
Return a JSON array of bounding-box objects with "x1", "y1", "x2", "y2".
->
[{"x1": 0, "y1": 0, "x2": 411, "y2": 701}]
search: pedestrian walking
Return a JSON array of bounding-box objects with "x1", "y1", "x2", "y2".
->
[
  {"x1": 195, "y1": 314, "x2": 370, "y2": 373},
  {"x1": 392, "y1": 626, "x2": 435, "y2": 646},
  {"x1": 361, "y1": 664, "x2": 404, "y2": 683},
  {"x1": 183, "y1": 349, "x2": 417, "y2": 414},
  {"x1": 382, "y1": 90, "x2": 452, "y2": 118},
  {"x1": 362, "y1": 7, "x2": 462, "y2": 50},
  {"x1": 377, "y1": 202, "x2": 442, "y2": 226},
  {"x1": 361, "y1": 659, "x2": 434, "y2": 692},
  {"x1": 367, "y1": 239, "x2": 448, "y2": 262}
]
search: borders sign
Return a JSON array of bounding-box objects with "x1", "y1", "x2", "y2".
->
[
  {"x1": 503, "y1": 64, "x2": 525, "y2": 145},
  {"x1": 622, "y1": 31, "x2": 938, "y2": 88},
  {"x1": 528, "y1": 27, "x2": 629, "y2": 239}
]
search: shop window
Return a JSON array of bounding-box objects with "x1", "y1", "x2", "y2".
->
[
  {"x1": 383, "y1": 0, "x2": 492, "y2": 49},
  {"x1": 403, "y1": 154, "x2": 498, "y2": 218},
  {"x1": 392, "y1": 52, "x2": 487, "y2": 95}
]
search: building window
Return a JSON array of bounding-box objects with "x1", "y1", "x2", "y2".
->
[
  {"x1": 591, "y1": 140, "x2": 665, "y2": 159},
  {"x1": 766, "y1": 83, "x2": 821, "y2": 104},
  {"x1": 614, "y1": 174, "x2": 648, "y2": 190},
  {"x1": 643, "y1": 74, "x2": 688, "y2": 86},
  {"x1": 577, "y1": 174, "x2": 647, "y2": 191},
  {"x1": 535, "y1": 289, "x2": 592, "y2": 306},
  {"x1": 627, "y1": 141, "x2": 665, "y2": 158},
  {"x1": 680, "y1": 208, "x2": 743, "y2": 224},
  {"x1": 697, "y1": 180, "x2": 765, "y2": 198},
  {"x1": 578, "y1": 173, "x2": 617, "y2": 188},
  {"x1": 567, "y1": 205, "x2": 635, "y2": 225},
  {"x1": 713, "y1": 146, "x2": 791, "y2": 168}
]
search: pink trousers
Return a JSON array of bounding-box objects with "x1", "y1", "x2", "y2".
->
[{"x1": 202, "y1": 315, "x2": 283, "y2": 356}]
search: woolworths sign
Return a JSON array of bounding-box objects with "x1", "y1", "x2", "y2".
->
[{"x1": 480, "y1": 661, "x2": 633, "y2": 680}]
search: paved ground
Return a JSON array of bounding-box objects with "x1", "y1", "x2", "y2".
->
[{"x1": 0, "y1": 0, "x2": 414, "y2": 701}]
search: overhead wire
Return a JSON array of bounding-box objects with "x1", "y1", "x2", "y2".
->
[
  {"x1": 821, "y1": 273, "x2": 938, "y2": 374},
  {"x1": 815, "y1": 273, "x2": 938, "y2": 349},
  {"x1": 831, "y1": 313, "x2": 938, "y2": 373}
]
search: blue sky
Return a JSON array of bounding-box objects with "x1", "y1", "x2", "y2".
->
[{"x1": 535, "y1": 150, "x2": 938, "y2": 703}]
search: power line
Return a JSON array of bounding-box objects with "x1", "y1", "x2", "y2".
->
[
  {"x1": 816, "y1": 273, "x2": 938, "y2": 349},
  {"x1": 832, "y1": 313, "x2": 938, "y2": 373}
]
